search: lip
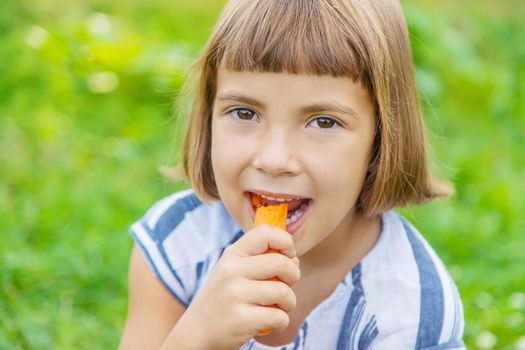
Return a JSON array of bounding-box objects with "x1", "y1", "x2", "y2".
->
[
  {"x1": 244, "y1": 190, "x2": 313, "y2": 235},
  {"x1": 246, "y1": 189, "x2": 307, "y2": 200}
]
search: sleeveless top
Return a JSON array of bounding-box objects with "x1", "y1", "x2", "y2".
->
[{"x1": 129, "y1": 189, "x2": 465, "y2": 349}]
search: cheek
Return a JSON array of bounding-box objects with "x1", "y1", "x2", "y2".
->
[
  {"x1": 213, "y1": 119, "x2": 250, "y2": 154},
  {"x1": 211, "y1": 121, "x2": 252, "y2": 184},
  {"x1": 211, "y1": 123, "x2": 232, "y2": 184},
  {"x1": 307, "y1": 141, "x2": 370, "y2": 196}
]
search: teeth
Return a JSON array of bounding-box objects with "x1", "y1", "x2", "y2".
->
[
  {"x1": 259, "y1": 194, "x2": 295, "y2": 202},
  {"x1": 286, "y1": 203, "x2": 308, "y2": 226}
]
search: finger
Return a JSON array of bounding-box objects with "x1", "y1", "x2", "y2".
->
[
  {"x1": 240, "y1": 254, "x2": 301, "y2": 286},
  {"x1": 244, "y1": 280, "x2": 297, "y2": 313},
  {"x1": 244, "y1": 304, "x2": 290, "y2": 333},
  {"x1": 232, "y1": 226, "x2": 296, "y2": 258}
]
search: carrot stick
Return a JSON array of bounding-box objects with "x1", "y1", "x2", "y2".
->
[
  {"x1": 253, "y1": 202, "x2": 288, "y2": 230},
  {"x1": 251, "y1": 195, "x2": 289, "y2": 336}
]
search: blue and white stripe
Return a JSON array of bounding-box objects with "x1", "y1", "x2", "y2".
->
[
  {"x1": 129, "y1": 190, "x2": 465, "y2": 349},
  {"x1": 404, "y1": 219, "x2": 444, "y2": 347},
  {"x1": 130, "y1": 189, "x2": 242, "y2": 306},
  {"x1": 402, "y1": 218, "x2": 465, "y2": 348},
  {"x1": 336, "y1": 264, "x2": 378, "y2": 349}
]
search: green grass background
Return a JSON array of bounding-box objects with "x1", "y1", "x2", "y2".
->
[{"x1": 1, "y1": 0, "x2": 524, "y2": 348}]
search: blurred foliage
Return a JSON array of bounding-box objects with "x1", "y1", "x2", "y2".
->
[{"x1": 0, "y1": 0, "x2": 523, "y2": 349}]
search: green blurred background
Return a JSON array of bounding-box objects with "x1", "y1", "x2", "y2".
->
[{"x1": 1, "y1": 0, "x2": 524, "y2": 348}]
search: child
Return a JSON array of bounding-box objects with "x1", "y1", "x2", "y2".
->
[{"x1": 119, "y1": 0, "x2": 465, "y2": 349}]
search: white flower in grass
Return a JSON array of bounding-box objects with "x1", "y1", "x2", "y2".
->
[
  {"x1": 475, "y1": 292, "x2": 493, "y2": 309},
  {"x1": 476, "y1": 331, "x2": 497, "y2": 349},
  {"x1": 87, "y1": 71, "x2": 119, "y2": 94},
  {"x1": 508, "y1": 312, "x2": 524, "y2": 328},
  {"x1": 516, "y1": 336, "x2": 525, "y2": 350},
  {"x1": 87, "y1": 13, "x2": 113, "y2": 36},
  {"x1": 26, "y1": 25, "x2": 48, "y2": 49},
  {"x1": 509, "y1": 292, "x2": 525, "y2": 310}
]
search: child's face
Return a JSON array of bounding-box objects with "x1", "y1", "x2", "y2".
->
[{"x1": 211, "y1": 69, "x2": 376, "y2": 257}]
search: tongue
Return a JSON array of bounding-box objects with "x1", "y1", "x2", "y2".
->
[
  {"x1": 287, "y1": 199, "x2": 308, "y2": 211},
  {"x1": 287, "y1": 200, "x2": 310, "y2": 219}
]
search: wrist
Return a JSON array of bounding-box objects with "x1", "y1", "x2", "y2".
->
[{"x1": 160, "y1": 316, "x2": 213, "y2": 350}]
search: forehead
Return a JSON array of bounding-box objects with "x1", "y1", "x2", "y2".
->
[{"x1": 215, "y1": 69, "x2": 373, "y2": 116}]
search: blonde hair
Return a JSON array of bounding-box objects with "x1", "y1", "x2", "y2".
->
[{"x1": 181, "y1": 0, "x2": 451, "y2": 216}]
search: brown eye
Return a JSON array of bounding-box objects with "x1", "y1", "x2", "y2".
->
[
  {"x1": 233, "y1": 108, "x2": 258, "y2": 121},
  {"x1": 309, "y1": 116, "x2": 339, "y2": 129}
]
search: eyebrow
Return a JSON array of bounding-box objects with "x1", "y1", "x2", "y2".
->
[{"x1": 216, "y1": 92, "x2": 359, "y2": 119}]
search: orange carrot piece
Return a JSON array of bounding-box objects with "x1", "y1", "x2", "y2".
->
[
  {"x1": 251, "y1": 193, "x2": 264, "y2": 209},
  {"x1": 252, "y1": 197, "x2": 288, "y2": 253},
  {"x1": 251, "y1": 196, "x2": 289, "y2": 336},
  {"x1": 253, "y1": 203, "x2": 288, "y2": 231}
]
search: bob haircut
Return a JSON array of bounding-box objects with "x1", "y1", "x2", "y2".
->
[{"x1": 181, "y1": 0, "x2": 451, "y2": 217}]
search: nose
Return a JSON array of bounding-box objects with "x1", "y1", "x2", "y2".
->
[{"x1": 252, "y1": 130, "x2": 300, "y2": 177}]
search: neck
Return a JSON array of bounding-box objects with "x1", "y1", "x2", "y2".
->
[{"x1": 299, "y1": 210, "x2": 381, "y2": 280}]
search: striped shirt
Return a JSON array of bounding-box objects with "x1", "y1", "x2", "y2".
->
[{"x1": 129, "y1": 189, "x2": 465, "y2": 349}]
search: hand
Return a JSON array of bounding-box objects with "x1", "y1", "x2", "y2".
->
[{"x1": 171, "y1": 225, "x2": 301, "y2": 350}]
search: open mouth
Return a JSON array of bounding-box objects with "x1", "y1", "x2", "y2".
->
[{"x1": 245, "y1": 191, "x2": 313, "y2": 234}]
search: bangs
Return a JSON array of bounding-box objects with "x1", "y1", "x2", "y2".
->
[{"x1": 210, "y1": 0, "x2": 369, "y2": 81}]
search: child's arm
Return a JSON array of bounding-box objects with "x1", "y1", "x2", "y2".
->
[
  {"x1": 158, "y1": 225, "x2": 300, "y2": 350},
  {"x1": 118, "y1": 245, "x2": 187, "y2": 349}
]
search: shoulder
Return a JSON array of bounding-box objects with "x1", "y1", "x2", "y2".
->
[
  {"x1": 132, "y1": 189, "x2": 241, "y2": 252},
  {"x1": 360, "y1": 211, "x2": 465, "y2": 349},
  {"x1": 131, "y1": 188, "x2": 242, "y2": 260},
  {"x1": 128, "y1": 188, "x2": 243, "y2": 306}
]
